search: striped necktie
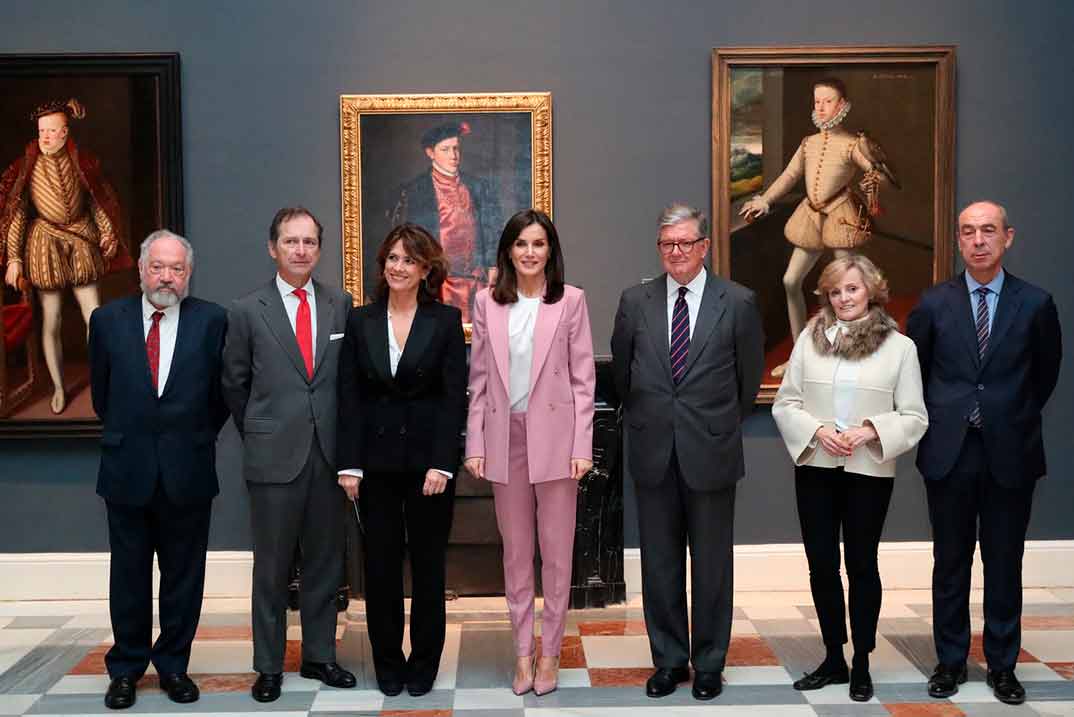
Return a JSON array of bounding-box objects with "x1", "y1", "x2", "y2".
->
[
  {"x1": 670, "y1": 286, "x2": 690, "y2": 384},
  {"x1": 968, "y1": 287, "x2": 989, "y2": 427}
]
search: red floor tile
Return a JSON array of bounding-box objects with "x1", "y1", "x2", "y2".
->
[
  {"x1": 1048, "y1": 662, "x2": 1074, "y2": 680},
  {"x1": 535, "y1": 635, "x2": 586, "y2": 668},
  {"x1": 577, "y1": 620, "x2": 648, "y2": 636},
  {"x1": 587, "y1": 667, "x2": 653, "y2": 687},
  {"x1": 69, "y1": 644, "x2": 108, "y2": 675},
  {"x1": 726, "y1": 635, "x2": 781, "y2": 666},
  {"x1": 140, "y1": 673, "x2": 256, "y2": 693},
  {"x1": 1022, "y1": 616, "x2": 1074, "y2": 629},
  {"x1": 885, "y1": 704, "x2": 965, "y2": 717},
  {"x1": 969, "y1": 633, "x2": 1037, "y2": 663},
  {"x1": 194, "y1": 626, "x2": 254, "y2": 640}
]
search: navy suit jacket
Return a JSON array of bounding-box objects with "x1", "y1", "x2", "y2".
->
[
  {"x1": 907, "y1": 271, "x2": 1062, "y2": 484},
  {"x1": 89, "y1": 295, "x2": 229, "y2": 507}
]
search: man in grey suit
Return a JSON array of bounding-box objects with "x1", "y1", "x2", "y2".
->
[
  {"x1": 222, "y1": 207, "x2": 356, "y2": 703},
  {"x1": 611, "y1": 203, "x2": 764, "y2": 701}
]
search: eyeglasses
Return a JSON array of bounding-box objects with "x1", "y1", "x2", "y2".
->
[
  {"x1": 656, "y1": 238, "x2": 706, "y2": 255},
  {"x1": 146, "y1": 262, "x2": 188, "y2": 277}
]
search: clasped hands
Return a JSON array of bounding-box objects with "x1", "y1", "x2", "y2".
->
[
  {"x1": 463, "y1": 456, "x2": 593, "y2": 482},
  {"x1": 336, "y1": 469, "x2": 449, "y2": 500},
  {"x1": 813, "y1": 424, "x2": 878, "y2": 457}
]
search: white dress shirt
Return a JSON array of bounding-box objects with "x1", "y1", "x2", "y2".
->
[
  {"x1": 276, "y1": 274, "x2": 317, "y2": 362},
  {"x1": 666, "y1": 269, "x2": 707, "y2": 344},
  {"x1": 142, "y1": 295, "x2": 181, "y2": 397},
  {"x1": 508, "y1": 294, "x2": 541, "y2": 412}
]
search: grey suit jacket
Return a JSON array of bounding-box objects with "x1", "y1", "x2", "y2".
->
[
  {"x1": 611, "y1": 271, "x2": 764, "y2": 491},
  {"x1": 222, "y1": 278, "x2": 353, "y2": 483}
]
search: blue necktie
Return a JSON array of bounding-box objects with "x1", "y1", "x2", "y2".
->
[
  {"x1": 968, "y1": 287, "x2": 989, "y2": 427},
  {"x1": 670, "y1": 286, "x2": 690, "y2": 384}
]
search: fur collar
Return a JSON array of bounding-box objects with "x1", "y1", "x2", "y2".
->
[{"x1": 809, "y1": 305, "x2": 897, "y2": 360}]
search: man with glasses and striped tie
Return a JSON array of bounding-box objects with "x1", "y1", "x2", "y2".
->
[
  {"x1": 611, "y1": 203, "x2": 764, "y2": 701},
  {"x1": 908, "y1": 200, "x2": 1062, "y2": 706}
]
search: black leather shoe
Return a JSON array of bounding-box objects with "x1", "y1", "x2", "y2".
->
[
  {"x1": 407, "y1": 679, "x2": 434, "y2": 697},
  {"x1": 793, "y1": 663, "x2": 849, "y2": 691},
  {"x1": 300, "y1": 661, "x2": 357, "y2": 688},
  {"x1": 251, "y1": 672, "x2": 282, "y2": 703},
  {"x1": 849, "y1": 667, "x2": 873, "y2": 702},
  {"x1": 927, "y1": 663, "x2": 967, "y2": 698},
  {"x1": 104, "y1": 675, "x2": 136, "y2": 710},
  {"x1": 159, "y1": 673, "x2": 199, "y2": 703},
  {"x1": 646, "y1": 667, "x2": 690, "y2": 698},
  {"x1": 692, "y1": 671, "x2": 723, "y2": 700},
  {"x1": 987, "y1": 669, "x2": 1026, "y2": 705}
]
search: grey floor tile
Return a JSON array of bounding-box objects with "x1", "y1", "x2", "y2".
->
[
  {"x1": 958, "y1": 703, "x2": 1043, "y2": 716},
  {"x1": 872, "y1": 682, "x2": 946, "y2": 703},
  {"x1": 811, "y1": 705, "x2": 892, "y2": 717},
  {"x1": 451, "y1": 711, "x2": 524, "y2": 717},
  {"x1": 763, "y1": 635, "x2": 829, "y2": 677},
  {"x1": 797, "y1": 605, "x2": 819, "y2": 619},
  {"x1": 0, "y1": 629, "x2": 110, "y2": 695},
  {"x1": 28, "y1": 690, "x2": 316, "y2": 713},
  {"x1": 5, "y1": 616, "x2": 72, "y2": 629},
  {"x1": 733, "y1": 607, "x2": 749, "y2": 619},
  {"x1": 194, "y1": 612, "x2": 252, "y2": 627},
  {"x1": 1022, "y1": 604, "x2": 1074, "y2": 616},
  {"x1": 906, "y1": 604, "x2": 932, "y2": 618},
  {"x1": 704, "y1": 684, "x2": 809, "y2": 705},
  {"x1": 753, "y1": 619, "x2": 821, "y2": 636},
  {"x1": 334, "y1": 624, "x2": 378, "y2": 689},
  {"x1": 878, "y1": 617, "x2": 932, "y2": 635},
  {"x1": 1020, "y1": 681, "x2": 1074, "y2": 701},
  {"x1": 455, "y1": 625, "x2": 515, "y2": 689},
  {"x1": 524, "y1": 685, "x2": 688, "y2": 707},
  {"x1": 380, "y1": 688, "x2": 453, "y2": 710},
  {"x1": 882, "y1": 633, "x2": 938, "y2": 677}
]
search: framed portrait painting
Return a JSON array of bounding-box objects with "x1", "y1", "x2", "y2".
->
[
  {"x1": 0, "y1": 53, "x2": 183, "y2": 436},
  {"x1": 712, "y1": 46, "x2": 956, "y2": 401},
  {"x1": 339, "y1": 92, "x2": 552, "y2": 330}
]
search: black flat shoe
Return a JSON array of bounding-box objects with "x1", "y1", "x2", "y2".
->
[
  {"x1": 849, "y1": 667, "x2": 873, "y2": 702},
  {"x1": 692, "y1": 671, "x2": 723, "y2": 700},
  {"x1": 987, "y1": 669, "x2": 1026, "y2": 705},
  {"x1": 104, "y1": 675, "x2": 136, "y2": 710},
  {"x1": 159, "y1": 673, "x2": 199, "y2": 703},
  {"x1": 407, "y1": 679, "x2": 434, "y2": 697},
  {"x1": 927, "y1": 663, "x2": 967, "y2": 698},
  {"x1": 646, "y1": 667, "x2": 690, "y2": 698},
  {"x1": 793, "y1": 663, "x2": 849, "y2": 691},
  {"x1": 300, "y1": 661, "x2": 357, "y2": 688},
  {"x1": 251, "y1": 672, "x2": 282, "y2": 703}
]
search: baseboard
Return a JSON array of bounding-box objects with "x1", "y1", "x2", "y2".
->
[
  {"x1": 0, "y1": 551, "x2": 252, "y2": 601},
  {"x1": 623, "y1": 540, "x2": 1074, "y2": 595}
]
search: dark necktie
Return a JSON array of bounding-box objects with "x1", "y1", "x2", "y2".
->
[
  {"x1": 293, "y1": 288, "x2": 314, "y2": 379},
  {"x1": 146, "y1": 311, "x2": 164, "y2": 392},
  {"x1": 670, "y1": 286, "x2": 690, "y2": 384},
  {"x1": 968, "y1": 287, "x2": 989, "y2": 427}
]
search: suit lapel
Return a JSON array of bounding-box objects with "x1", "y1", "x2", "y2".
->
[
  {"x1": 949, "y1": 274, "x2": 982, "y2": 370},
  {"x1": 125, "y1": 297, "x2": 157, "y2": 397},
  {"x1": 396, "y1": 302, "x2": 435, "y2": 380},
  {"x1": 642, "y1": 276, "x2": 672, "y2": 383},
  {"x1": 362, "y1": 301, "x2": 393, "y2": 384},
  {"x1": 682, "y1": 273, "x2": 727, "y2": 378},
  {"x1": 311, "y1": 282, "x2": 335, "y2": 380},
  {"x1": 258, "y1": 281, "x2": 310, "y2": 382},
  {"x1": 528, "y1": 296, "x2": 566, "y2": 394},
  {"x1": 981, "y1": 273, "x2": 1024, "y2": 371},
  {"x1": 486, "y1": 297, "x2": 511, "y2": 393},
  {"x1": 160, "y1": 299, "x2": 194, "y2": 398}
]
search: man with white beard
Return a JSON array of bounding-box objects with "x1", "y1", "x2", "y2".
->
[{"x1": 88, "y1": 230, "x2": 229, "y2": 710}]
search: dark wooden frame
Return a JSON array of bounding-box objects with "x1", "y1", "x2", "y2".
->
[
  {"x1": 0, "y1": 53, "x2": 183, "y2": 438},
  {"x1": 712, "y1": 46, "x2": 956, "y2": 402}
]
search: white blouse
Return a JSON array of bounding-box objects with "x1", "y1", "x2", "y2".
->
[
  {"x1": 508, "y1": 294, "x2": 541, "y2": 412},
  {"x1": 386, "y1": 311, "x2": 403, "y2": 377},
  {"x1": 826, "y1": 320, "x2": 863, "y2": 433}
]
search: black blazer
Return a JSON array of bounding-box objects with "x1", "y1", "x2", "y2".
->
[
  {"x1": 88, "y1": 295, "x2": 229, "y2": 507},
  {"x1": 336, "y1": 299, "x2": 467, "y2": 475},
  {"x1": 907, "y1": 271, "x2": 1062, "y2": 484}
]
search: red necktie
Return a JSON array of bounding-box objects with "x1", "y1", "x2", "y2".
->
[
  {"x1": 293, "y1": 288, "x2": 313, "y2": 379},
  {"x1": 146, "y1": 311, "x2": 164, "y2": 392}
]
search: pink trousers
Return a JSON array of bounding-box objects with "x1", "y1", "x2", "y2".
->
[{"x1": 492, "y1": 413, "x2": 578, "y2": 657}]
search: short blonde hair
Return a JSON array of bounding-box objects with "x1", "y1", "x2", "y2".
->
[{"x1": 815, "y1": 254, "x2": 889, "y2": 307}]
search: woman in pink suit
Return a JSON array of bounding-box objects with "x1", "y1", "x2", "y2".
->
[{"x1": 464, "y1": 209, "x2": 595, "y2": 696}]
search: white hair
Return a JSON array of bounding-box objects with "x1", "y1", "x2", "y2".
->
[
  {"x1": 139, "y1": 229, "x2": 193, "y2": 269},
  {"x1": 657, "y1": 203, "x2": 708, "y2": 238}
]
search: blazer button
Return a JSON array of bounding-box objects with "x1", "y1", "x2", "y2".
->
[
  {"x1": 377, "y1": 427, "x2": 385, "y2": 436},
  {"x1": 553, "y1": 368, "x2": 560, "y2": 376},
  {"x1": 549, "y1": 403, "x2": 555, "y2": 411},
  {"x1": 977, "y1": 384, "x2": 984, "y2": 391},
  {"x1": 416, "y1": 368, "x2": 424, "y2": 376},
  {"x1": 492, "y1": 407, "x2": 497, "y2": 413},
  {"x1": 399, "y1": 426, "x2": 407, "y2": 435}
]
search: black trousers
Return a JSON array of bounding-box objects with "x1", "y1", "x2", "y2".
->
[
  {"x1": 635, "y1": 450, "x2": 736, "y2": 673},
  {"x1": 105, "y1": 486, "x2": 212, "y2": 679},
  {"x1": 248, "y1": 439, "x2": 343, "y2": 673},
  {"x1": 925, "y1": 429, "x2": 1035, "y2": 671},
  {"x1": 360, "y1": 471, "x2": 455, "y2": 685},
  {"x1": 795, "y1": 465, "x2": 894, "y2": 655}
]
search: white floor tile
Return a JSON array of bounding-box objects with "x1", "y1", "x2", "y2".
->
[
  {"x1": 949, "y1": 680, "x2": 1004, "y2": 703},
  {"x1": 730, "y1": 618, "x2": 758, "y2": 635},
  {"x1": 1022, "y1": 630, "x2": 1074, "y2": 661},
  {"x1": 742, "y1": 605, "x2": 808, "y2": 620},
  {"x1": 182, "y1": 640, "x2": 253, "y2": 674},
  {"x1": 278, "y1": 673, "x2": 322, "y2": 692},
  {"x1": 557, "y1": 667, "x2": 591, "y2": 687},
  {"x1": 309, "y1": 688, "x2": 383, "y2": 711},
  {"x1": 0, "y1": 695, "x2": 40, "y2": 715},
  {"x1": 453, "y1": 687, "x2": 525, "y2": 709},
  {"x1": 723, "y1": 665, "x2": 792, "y2": 684},
  {"x1": 800, "y1": 684, "x2": 880, "y2": 704},
  {"x1": 63, "y1": 614, "x2": 112, "y2": 629},
  {"x1": 580, "y1": 635, "x2": 653, "y2": 668},
  {"x1": 47, "y1": 674, "x2": 112, "y2": 694},
  {"x1": 433, "y1": 623, "x2": 462, "y2": 690},
  {"x1": 1014, "y1": 661, "x2": 1063, "y2": 681},
  {"x1": 870, "y1": 634, "x2": 929, "y2": 683},
  {"x1": 1027, "y1": 700, "x2": 1074, "y2": 715}
]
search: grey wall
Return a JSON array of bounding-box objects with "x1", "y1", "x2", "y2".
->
[{"x1": 2, "y1": 0, "x2": 1071, "y2": 551}]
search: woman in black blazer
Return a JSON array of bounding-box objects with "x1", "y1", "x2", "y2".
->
[{"x1": 336, "y1": 223, "x2": 467, "y2": 698}]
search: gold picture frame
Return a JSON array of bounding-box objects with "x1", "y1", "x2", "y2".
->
[
  {"x1": 339, "y1": 92, "x2": 552, "y2": 334},
  {"x1": 712, "y1": 46, "x2": 956, "y2": 402}
]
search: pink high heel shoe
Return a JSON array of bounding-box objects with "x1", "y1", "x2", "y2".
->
[
  {"x1": 534, "y1": 655, "x2": 560, "y2": 696},
  {"x1": 512, "y1": 655, "x2": 535, "y2": 696}
]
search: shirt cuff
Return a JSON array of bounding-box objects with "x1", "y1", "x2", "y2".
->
[
  {"x1": 433, "y1": 468, "x2": 454, "y2": 480},
  {"x1": 338, "y1": 468, "x2": 363, "y2": 478}
]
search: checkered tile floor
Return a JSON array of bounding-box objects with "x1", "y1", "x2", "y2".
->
[{"x1": 1, "y1": 589, "x2": 1073, "y2": 715}]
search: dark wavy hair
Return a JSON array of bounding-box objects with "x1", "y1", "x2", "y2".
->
[
  {"x1": 373, "y1": 223, "x2": 447, "y2": 303},
  {"x1": 491, "y1": 209, "x2": 565, "y2": 305}
]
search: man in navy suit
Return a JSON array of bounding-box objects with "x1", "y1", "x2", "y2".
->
[
  {"x1": 89, "y1": 230, "x2": 229, "y2": 710},
  {"x1": 907, "y1": 201, "x2": 1062, "y2": 705}
]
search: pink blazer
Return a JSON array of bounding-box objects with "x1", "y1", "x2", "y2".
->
[{"x1": 465, "y1": 284, "x2": 595, "y2": 484}]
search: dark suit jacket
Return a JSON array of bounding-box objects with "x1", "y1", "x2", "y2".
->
[
  {"x1": 399, "y1": 171, "x2": 501, "y2": 270},
  {"x1": 221, "y1": 279, "x2": 352, "y2": 483},
  {"x1": 907, "y1": 271, "x2": 1062, "y2": 484},
  {"x1": 89, "y1": 295, "x2": 229, "y2": 507},
  {"x1": 336, "y1": 299, "x2": 467, "y2": 475},
  {"x1": 611, "y1": 271, "x2": 765, "y2": 491}
]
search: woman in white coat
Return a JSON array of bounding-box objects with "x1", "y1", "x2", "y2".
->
[{"x1": 772, "y1": 254, "x2": 927, "y2": 702}]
